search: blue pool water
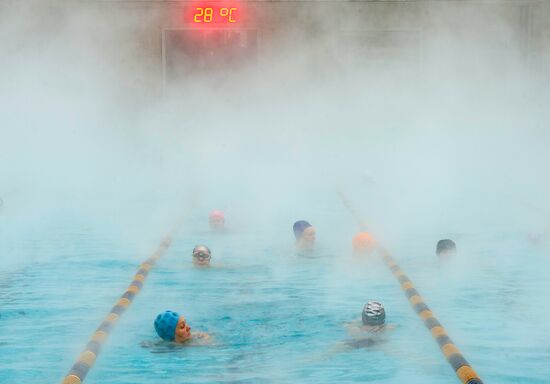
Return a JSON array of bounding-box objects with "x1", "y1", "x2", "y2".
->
[{"x1": 1, "y1": 216, "x2": 550, "y2": 383}]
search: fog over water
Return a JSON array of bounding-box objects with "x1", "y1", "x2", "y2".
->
[
  {"x1": 0, "y1": 2, "x2": 549, "y2": 271},
  {"x1": 1, "y1": 2, "x2": 550, "y2": 383}
]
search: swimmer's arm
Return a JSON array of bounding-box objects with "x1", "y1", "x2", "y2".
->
[
  {"x1": 192, "y1": 332, "x2": 213, "y2": 345},
  {"x1": 195, "y1": 331, "x2": 210, "y2": 339},
  {"x1": 343, "y1": 320, "x2": 364, "y2": 335}
]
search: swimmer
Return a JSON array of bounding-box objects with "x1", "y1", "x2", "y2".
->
[
  {"x1": 293, "y1": 220, "x2": 316, "y2": 251},
  {"x1": 345, "y1": 301, "x2": 394, "y2": 336},
  {"x1": 209, "y1": 210, "x2": 225, "y2": 231},
  {"x1": 307, "y1": 301, "x2": 393, "y2": 362},
  {"x1": 436, "y1": 239, "x2": 456, "y2": 258},
  {"x1": 343, "y1": 301, "x2": 394, "y2": 349},
  {"x1": 352, "y1": 232, "x2": 377, "y2": 256},
  {"x1": 192, "y1": 245, "x2": 212, "y2": 267},
  {"x1": 143, "y1": 310, "x2": 210, "y2": 347}
]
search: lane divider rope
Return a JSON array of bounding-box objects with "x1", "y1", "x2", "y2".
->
[
  {"x1": 61, "y1": 231, "x2": 176, "y2": 384},
  {"x1": 336, "y1": 189, "x2": 368, "y2": 230},
  {"x1": 379, "y1": 248, "x2": 483, "y2": 384},
  {"x1": 336, "y1": 190, "x2": 483, "y2": 384}
]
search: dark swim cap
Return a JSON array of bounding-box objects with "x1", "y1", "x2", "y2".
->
[
  {"x1": 293, "y1": 220, "x2": 312, "y2": 239},
  {"x1": 436, "y1": 239, "x2": 456, "y2": 255},
  {"x1": 362, "y1": 301, "x2": 386, "y2": 326}
]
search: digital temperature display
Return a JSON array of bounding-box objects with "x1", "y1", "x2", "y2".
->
[
  {"x1": 194, "y1": 7, "x2": 238, "y2": 23},
  {"x1": 185, "y1": 4, "x2": 242, "y2": 25}
]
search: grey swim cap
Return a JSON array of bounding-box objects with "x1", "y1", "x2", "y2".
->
[{"x1": 362, "y1": 301, "x2": 386, "y2": 326}]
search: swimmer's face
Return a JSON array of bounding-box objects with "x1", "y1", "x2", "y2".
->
[
  {"x1": 209, "y1": 216, "x2": 225, "y2": 230},
  {"x1": 437, "y1": 249, "x2": 456, "y2": 259},
  {"x1": 174, "y1": 316, "x2": 191, "y2": 343},
  {"x1": 353, "y1": 243, "x2": 375, "y2": 256},
  {"x1": 300, "y1": 227, "x2": 316, "y2": 247},
  {"x1": 193, "y1": 246, "x2": 211, "y2": 267}
]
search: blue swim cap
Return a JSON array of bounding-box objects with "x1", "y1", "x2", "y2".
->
[
  {"x1": 293, "y1": 220, "x2": 312, "y2": 239},
  {"x1": 154, "y1": 310, "x2": 180, "y2": 341}
]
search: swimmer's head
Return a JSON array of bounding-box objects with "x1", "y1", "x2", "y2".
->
[
  {"x1": 192, "y1": 245, "x2": 211, "y2": 267},
  {"x1": 293, "y1": 220, "x2": 315, "y2": 249},
  {"x1": 362, "y1": 301, "x2": 386, "y2": 326},
  {"x1": 352, "y1": 232, "x2": 377, "y2": 255},
  {"x1": 293, "y1": 220, "x2": 312, "y2": 239},
  {"x1": 209, "y1": 210, "x2": 225, "y2": 230},
  {"x1": 154, "y1": 311, "x2": 191, "y2": 343},
  {"x1": 154, "y1": 310, "x2": 179, "y2": 341},
  {"x1": 436, "y1": 239, "x2": 456, "y2": 258}
]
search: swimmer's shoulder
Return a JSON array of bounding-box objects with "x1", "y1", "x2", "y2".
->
[
  {"x1": 345, "y1": 322, "x2": 395, "y2": 334},
  {"x1": 344, "y1": 326, "x2": 394, "y2": 349},
  {"x1": 343, "y1": 320, "x2": 363, "y2": 332},
  {"x1": 140, "y1": 333, "x2": 213, "y2": 350},
  {"x1": 364, "y1": 324, "x2": 395, "y2": 333}
]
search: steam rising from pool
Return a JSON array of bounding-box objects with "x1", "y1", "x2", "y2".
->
[
  {"x1": 0, "y1": 2, "x2": 548, "y2": 266},
  {"x1": 1, "y1": 3, "x2": 550, "y2": 383}
]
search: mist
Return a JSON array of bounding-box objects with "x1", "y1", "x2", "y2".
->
[
  {"x1": 1, "y1": 0, "x2": 550, "y2": 262},
  {"x1": 2, "y1": 3, "x2": 550, "y2": 384}
]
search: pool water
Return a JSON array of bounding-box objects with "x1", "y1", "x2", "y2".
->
[{"x1": 1, "y1": 218, "x2": 550, "y2": 383}]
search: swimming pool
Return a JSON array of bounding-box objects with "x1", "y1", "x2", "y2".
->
[{"x1": 1, "y1": 216, "x2": 549, "y2": 383}]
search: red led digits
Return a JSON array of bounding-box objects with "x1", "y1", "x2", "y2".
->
[{"x1": 192, "y1": 6, "x2": 239, "y2": 24}]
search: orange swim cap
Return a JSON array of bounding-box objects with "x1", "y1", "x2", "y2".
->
[{"x1": 352, "y1": 232, "x2": 377, "y2": 254}]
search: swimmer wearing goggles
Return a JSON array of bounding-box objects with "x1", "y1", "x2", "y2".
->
[{"x1": 192, "y1": 245, "x2": 212, "y2": 267}]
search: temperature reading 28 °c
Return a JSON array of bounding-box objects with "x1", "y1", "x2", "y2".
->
[{"x1": 194, "y1": 7, "x2": 238, "y2": 23}]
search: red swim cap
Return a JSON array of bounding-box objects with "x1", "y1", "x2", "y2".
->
[{"x1": 209, "y1": 210, "x2": 225, "y2": 219}]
